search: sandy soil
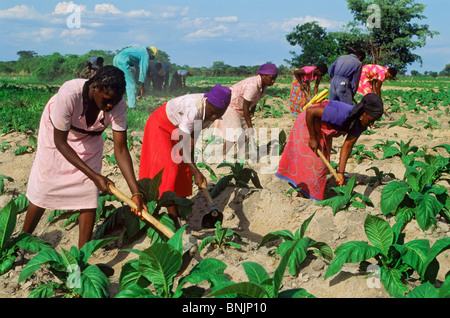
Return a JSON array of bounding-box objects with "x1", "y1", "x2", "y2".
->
[{"x1": 0, "y1": 84, "x2": 449, "y2": 299}]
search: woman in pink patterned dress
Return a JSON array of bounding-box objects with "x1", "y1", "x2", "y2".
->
[
  {"x1": 290, "y1": 64, "x2": 328, "y2": 116},
  {"x1": 213, "y1": 63, "x2": 278, "y2": 156},
  {"x1": 22, "y1": 66, "x2": 147, "y2": 248},
  {"x1": 357, "y1": 64, "x2": 397, "y2": 97}
]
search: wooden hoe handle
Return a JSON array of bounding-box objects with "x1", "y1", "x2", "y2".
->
[
  {"x1": 107, "y1": 183, "x2": 174, "y2": 239},
  {"x1": 316, "y1": 149, "x2": 340, "y2": 183}
]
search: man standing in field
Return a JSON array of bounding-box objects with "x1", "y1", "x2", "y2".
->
[
  {"x1": 113, "y1": 45, "x2": 158, "y2": 109},
  {"x1": 328, "y1": 49, "x2": 365, "y2": 105}
]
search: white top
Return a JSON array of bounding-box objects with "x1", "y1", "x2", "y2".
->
[{"x1": 165, "y1": 93, "x2": 213, "y2": 135}]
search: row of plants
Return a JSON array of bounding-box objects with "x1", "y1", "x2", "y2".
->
[{"x1": 1, "y1": 149, "x2": 449, "y2": 298}]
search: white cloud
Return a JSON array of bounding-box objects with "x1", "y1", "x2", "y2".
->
[
  {"x1": 94, "y1": 3, "x2": 122, "y2": 15},
  {"x1": 278, "y1": 16, "x2": 345, "y2": 32},
  {"x1": 53, "y1": 2, "x2": 87, "y2": 15},
  {"x1": 215, "y1": 16, "x2": 238, "y2": 23},
  {"x1": 185, "y1": 25, "x2": 228, "y2": 41},
  {"x1": 60, "y1": 28, "x2": 94, "y2": 37},
  {"x1": 0, "y1": 5, "x2": 42, "y2": 19}
]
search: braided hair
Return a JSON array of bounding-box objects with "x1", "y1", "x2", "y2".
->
[{"x1": 81, "y1": 65, "x2": 126, "y2": 116}]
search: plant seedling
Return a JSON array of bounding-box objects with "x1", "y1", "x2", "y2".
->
[{"x1": 316, "y1": 175, "x2": 373, "y2": 215}]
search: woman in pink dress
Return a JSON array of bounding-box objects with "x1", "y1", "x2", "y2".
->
[
  {"x1": 357, "y1": 64, "x2": 397, "y2": 97},
  {"x1": 213, "y1": 63, "x2": 278, "y2": 156},
  {"x1": 290, "y1": 64, "x2": 328, "y2": 116},
  {"x1": 22, "y1": 66, "x2": 148, "y2": 248}
]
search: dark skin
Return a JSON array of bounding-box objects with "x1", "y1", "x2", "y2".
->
[
  {"x1": 167, "y1": 100, "x2": 227, "y2": 224},
  {"x1": 371, "y1": 69, "x2": 395, "y2": 98},
  {"x1": 224, "y1": 74, "x2": 277, "y2": 154},
  {"x1": 305, "y1": 105, "x2": 378, "y2": 187},
  {"x1": 22, "y1": 83, "x2": 148, "y2": 248},
  {"x1": 293, "y1": 68, "x2": 323, "y2": 97}
]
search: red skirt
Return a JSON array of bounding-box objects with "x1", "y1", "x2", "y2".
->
[
  {"x1": 139, "y1": 103, "x2": 192, "y2": 198},
  {"x1": 276, "y1": 102, "x2": 340, "y2": 200}
]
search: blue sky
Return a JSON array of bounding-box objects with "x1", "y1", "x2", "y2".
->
[{"x1": 0, "y1": 0, "x2": 448, "y2": 73}]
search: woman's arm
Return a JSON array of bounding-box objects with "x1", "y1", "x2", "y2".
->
[
  {"x1": 54, "y1": 128, "x2": 110, "y2": 192},
  {"x1": 113, "y1": 130, "x2": 148, "y2": 217},
  {"x1": 313, "y1": 77, "x2": 321, "y2": 96},
  {"x1": 242, "y1": 99, "x2": 253, "y2": 131},
  {"x1": 305, "y1": 105, "x2": 325, "y2": 153},
  {"x1": 336, "y1": 134, "x2": 358, "y2": 186},
  {"x1": 373, "y1": 79, "x2": 383, "y2": 97},
  {"x1": 178, "y1": 131, "x2": 206, "y2": 188}
]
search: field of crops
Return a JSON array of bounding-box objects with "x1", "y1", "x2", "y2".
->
[{"x1": 0, "y1": 74, "x2": 449, "y2": 300}]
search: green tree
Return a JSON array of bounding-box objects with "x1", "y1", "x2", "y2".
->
[
  {"x1": 285, "y1": 21, "x2": 338, "y2": 67},
  {"x1": 346, "y1": 0, "x2": 439, "y2": 72}
]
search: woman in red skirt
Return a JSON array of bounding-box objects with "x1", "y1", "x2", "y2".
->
[{"x1": 139, "y1": 85, "x2": 231, "y2": 226}]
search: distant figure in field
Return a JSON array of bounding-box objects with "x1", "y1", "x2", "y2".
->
[
  {"x1": 357, "y1": 64, "x2": 397, "y2": 98},
  {"x1": 290, "y1": 63, "x2": 328, "y2": 116},
  {"x1": 328, "y1": 49, "x2": 366, "y2": 105},
  {"x1": 75, "y1": 57, "x2": 104, "y2": 79},
  {"x1": 170, "y1": 69, "x2": 194, "y2": 93},
  {"x1": 113, "y1": 45, "x2": 158, "y2": 109}
]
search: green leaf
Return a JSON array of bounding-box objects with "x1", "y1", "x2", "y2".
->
[
  {"x1": 115, "y1": 283, "x2": 157, "y2": 298},
  {"x1": 395, "y1": 239, "x2": 430, "y2": 279},
  {"x1": 258, "y1": 230, "x2": 294, "y2": 248},
  {"x1": 19, "y1": 248, "x2": 63, "y2": 282},
  {"x1": 324, "y1": 241, "x2": 380, "y2": 279},
  {"x1": 380, "y1": 181, "x2": 410, "y2": 215},
  {"x1": 138, "y1": 243, "x2": 182, "y2": 296},
  {"x1": 380, "y1": 267, "x2": 410, "y2": 298},
  {"x1": 208, "y1": 281, "x2": 269, "y2": 298},
  {"x1": 364, "y1": 215, "x2": 394, "y2": 256},
  {"x1": 79, "y1": 237, "x2": 118, "y2": 265},
  {"x1": 242, "y1": 262, "x2": 270, "y2": 284},
  {"x1": 75, "y1": 265, "x2": 110, "y2": 298},
  {"x1": 415, "y1": 194, "x2": 442, "y2": 231},
  {"x1": 406, "y1": 282, "x2": 439, "y2": 298},
  {"x1": 0, "y1": 199, "x2": 17, "y2": 254},
  {"x1": 422, "y1": 237, "x2": 450, "y2": 281}
]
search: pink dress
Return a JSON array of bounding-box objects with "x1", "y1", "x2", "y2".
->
[
  {"x1": 26, "y1": 79, "x2": 127, "y2": 210},
  {"x1": 214, "y1": 75, "x2": 266, "y2": 142},
  {"x1": 357, "y1": 64, "x2": 388, "y2": 95}
]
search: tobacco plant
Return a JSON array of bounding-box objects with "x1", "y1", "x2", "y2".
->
[
  {"x1": 198, "y1": 221, "x2": 242, "y2": 252},
  {"x1": 116, "y1": 227, "x2": 231, "y2": 298},
  {"x1": 258, "y1": 212, "x2": 333, "y2": 275},
  {"x1": 210, "y1": 161, "x2": 262, "y2": 198},
  {"x1": 350, "y1": 144, "x2": 377, "y2": 163},
  {"x1": 0, "y1": 199, "x2": 50, "y2": 275},
  {"x1": 19, "y1": 237, "x2": 118, "y2": 298},
  {"x1": 324, "y1": 214, "x2": 450, "y2": 298},
  {"x1": 207, "y1": 242, "x2": 316, "y2": 298},
  {"x1": 381, "y1": 154, "x2": 450, "y2": 231},
  {"x1": 316, "y1": 175, "x2": 373, "y2": 215}
]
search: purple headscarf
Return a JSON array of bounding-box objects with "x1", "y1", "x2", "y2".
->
[
  {"x1": 257, "y1": 63, "x2": 278, "y2": 76},
  {"x1": 204, "y1": 85, "x2": 231, "y2": 109}
]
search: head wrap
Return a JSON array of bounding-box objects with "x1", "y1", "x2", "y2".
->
[
  {"x1": 257, "y1": 63, "x2": 278, "y2": 76},
  {"x1": 204, "y1": 85, "x2": 231, "y2": 109},
  {"x1": 344, "y1": 93, "x2": 384, "y2": 130},
  {"x1": 147, "y1": 46, "x2": 158, "y2": 57}
]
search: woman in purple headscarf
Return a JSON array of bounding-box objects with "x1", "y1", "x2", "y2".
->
[
  {"x1": 139, "y1": 85, "x2": 231, "y2": 226},
  {"x1": 213, "y1": 63, "x2": 278, "y2": 155}
]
